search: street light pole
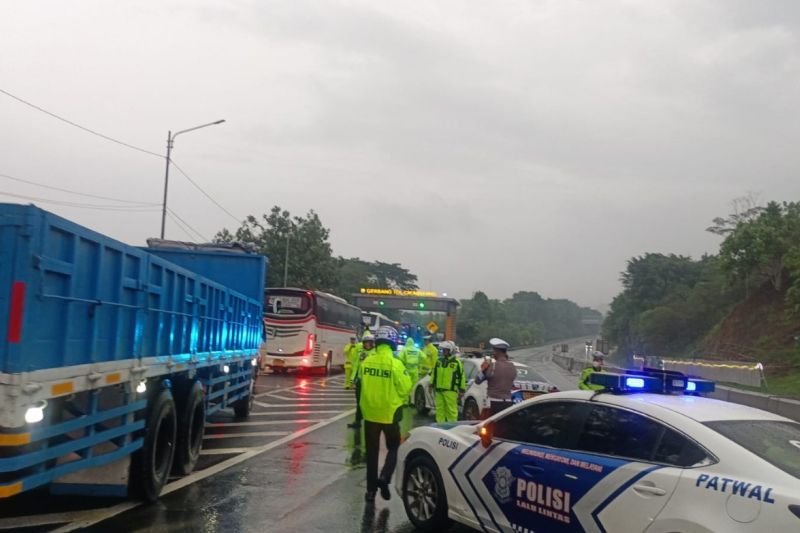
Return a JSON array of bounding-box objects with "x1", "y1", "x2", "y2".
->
[
  {"x1": 283, "y1": 230, "x2": 291, "y2": 286},
  {"x1": 160, "y1": 119, "x2": 226, "y2": 239}
]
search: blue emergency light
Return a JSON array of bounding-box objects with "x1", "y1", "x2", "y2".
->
[{"x1": 589, "y1": 369, "x2": 715, "y2": 395}]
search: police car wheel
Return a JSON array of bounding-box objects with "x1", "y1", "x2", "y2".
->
[
  {"x1": 402, "y1": 455, "x2": 452, "y2": 531},
  {"x1": 463, "y1": 398, "x2": 480, "y2": 421},
  {"x1": 414, "y1": 387, "x2": 429, "y2": 415}
]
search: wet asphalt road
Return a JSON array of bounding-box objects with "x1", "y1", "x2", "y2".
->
[{"x1": 0, "y1": 341, "x2": 582, "y2": 532}]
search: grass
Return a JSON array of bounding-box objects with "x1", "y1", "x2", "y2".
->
[{"x1": 720, "y1": 369, "x2": 800, "y2": 399}]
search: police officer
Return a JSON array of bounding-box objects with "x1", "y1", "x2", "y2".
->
[
  {"x1": 475, "y1": 338, "x2": 518, "y2": 416},
  {"x1": 431, "y1": 341, "x2": 465, "y2": 423},
  {"x1": 420, "y1": 336, "x2": 438, "y2": 378},
  {"x1": 579, "y1": 352, "x2": 605, "y2": 390},
  {"x1": 357, "y1": 325, "x2": 411, "y2": 502},
  {"x1": 398, "y1": 338, "x2": 422, "y2": 403},
  {"x1": 343, "y1": 336, "x2": 359, "y2": 389},
  {"x1": 348, "y1": 332, "x2": 375, "y2": 428}
]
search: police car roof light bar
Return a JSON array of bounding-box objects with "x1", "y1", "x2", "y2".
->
[{"x1": 589, "y1": 370, "x2": 715, "y2": 395}]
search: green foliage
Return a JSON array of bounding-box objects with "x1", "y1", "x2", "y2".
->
[
  {"x1": 215, "y1": 206, "x2": 337, "y2": 291},
  {"x1": 719, "y1": 201, "x2": 800, "y2": 312},
  {"x1": 603, "y1": 254, "x2": 739, "y2": 357},
  {"x1": 456, "y1": 290, "x2": 597, "y2": 347},
  {"x1": 333, "y1": 257, "x2": 418, "y2": 299}
]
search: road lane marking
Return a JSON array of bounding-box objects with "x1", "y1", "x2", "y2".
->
[
  {"x1": 254, "y1": 401, "x2": 353, "y2": 408},
  {"x1": 206, "y1": 419, "x2": 324, "y2": 427},
  {"x1": 199, "y1": 447, "x2": 259, "y2": 456},
  {"x1": 248, "y1": 410, "x2": 346, "y2": 415},
  {"x1": 53, "y1": 410, "x2": 355, "y2": 531},
  {"x1": 203, "y1": 431, "x2": 291, "y2": 439}
]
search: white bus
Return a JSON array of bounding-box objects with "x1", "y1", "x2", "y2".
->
[
  {"x1": 261, "y1": 288, "x2": 362, "y2": 375},
  {"x1": 361, "y1": 311, "x2": 400, "y2": 332}
]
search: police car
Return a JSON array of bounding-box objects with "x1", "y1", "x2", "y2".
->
[
  {"x1": 411, "y1": 359, "x2": 557, "y2": 420},
  {"x1": 396, "y1": 369, "x2": 800, "y2": 532}
]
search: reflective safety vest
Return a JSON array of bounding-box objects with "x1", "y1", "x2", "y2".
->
[
  {"x1": 344, "y1": 342, "x2": 359, "y2": 366},
  {"x1": 422, "y1": 343, "x2": 439, "y2": 370},
  {"x1": 351, "y1": 345, "x2": 375, "y2": 382},
  {"x1": 433, "y1": 356, "x2": 466, "y2": 392},
  {"x1": 579, "y1": 367, "x2": 604, "y2": 391},
  {"x1": 399, "y1": 340, "x2": 422, "y2": 370},
  {"x1": 358, "y1": 344, "x2": 412, "y2": 423}
]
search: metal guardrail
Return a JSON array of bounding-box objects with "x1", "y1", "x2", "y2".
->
[{"x1": 550, "y1": 354, "x2": 800, "y2": 423}]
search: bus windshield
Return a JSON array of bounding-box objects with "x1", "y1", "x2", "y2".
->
[{"x1": 264, "y1": 289, "x2": 313, "y2": 317}]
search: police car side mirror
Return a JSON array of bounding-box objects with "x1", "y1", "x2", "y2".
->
[{"x1": 479, "y1": 423, "x2": 493, "y2": 448}]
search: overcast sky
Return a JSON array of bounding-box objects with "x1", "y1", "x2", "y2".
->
[{"x1": 2, "y1": 1, "x2": 798, "y2": 311}]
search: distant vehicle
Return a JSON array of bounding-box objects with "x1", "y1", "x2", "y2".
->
[
  {"x1": 396, "y1": 370, "x2": 800, "y2": 532},
  {"x1": 361, "y1": 310, "x2": 400, "y2": 333},
  {"x1": 411, "y1": 359, "x2": 557, "y2": 420},
  {"x1": 262, "y1": 288, "x2": 361, "y2": 374},
  {"x1": 0, "y1": 204, "x2": 264, "y2": 501}
]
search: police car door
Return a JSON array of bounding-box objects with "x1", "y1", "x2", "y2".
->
[
  {"x1": 457, "y1": 400, "x2": 585, "y2": 532},
  {"x1": 557, "y1": 403, "x2": 685, "y2": 533}
]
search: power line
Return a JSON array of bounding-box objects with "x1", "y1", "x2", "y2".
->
[
  {"x1": 0, "y1": 172, "x2": 158, "y2": 206},
  {"x1": 167, "y1": 207, "x2": 209, "y2": 241},
  {"x1": 0, "y1": 190, "x2": 161, "y2": 211},
  {"x1": 169, "y1": 160, "x2": 241, "y2": 224},
  {"x1": 0, "y1": 87, "x2": 164, "y2": 159},
  {"x1": 166, "y1": 211, "x2": 201, "y2": 241}
]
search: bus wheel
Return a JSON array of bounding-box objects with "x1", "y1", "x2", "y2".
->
[
  {"x1": 130, "y1": 388, "x2": 177, "y2": 502},
  {"x1": 173, "y1": 381, "x2": 205, "y2": 476}
]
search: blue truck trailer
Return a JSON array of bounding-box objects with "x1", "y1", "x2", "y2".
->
[{"x1": 0, "y1": 204, "x2": 266, "y2": 501}]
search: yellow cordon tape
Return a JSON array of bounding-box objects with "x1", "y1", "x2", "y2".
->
[{"x1": 634, "y1": 355, "x2": 762, "y2": 370}]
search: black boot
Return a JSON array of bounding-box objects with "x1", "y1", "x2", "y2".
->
[{"x1": 377, "y1": 478, "x2": 391, "y2": 501}]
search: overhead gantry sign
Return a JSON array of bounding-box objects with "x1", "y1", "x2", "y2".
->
[{"x1": 352, "y1": 288, "x2": 460, "y2": 340}]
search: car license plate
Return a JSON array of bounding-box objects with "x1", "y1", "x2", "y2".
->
[{"x1": 273, "y1": 359, "x2": 285, "y2": 367}]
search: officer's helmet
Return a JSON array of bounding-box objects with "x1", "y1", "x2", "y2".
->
[{"x1": 375, "y1": 326, "x2": 399, "y2": 350}]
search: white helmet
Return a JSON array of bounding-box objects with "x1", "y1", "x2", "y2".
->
[
  {"x1": 439, "y1": 340, "x2": 456, "y2": 353},
  {"x1": 362, "y1": 332, "x2": 375, "y2": 342}
]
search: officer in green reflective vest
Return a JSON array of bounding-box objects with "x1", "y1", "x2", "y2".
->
[
  {"x1": 398, "y1": 338, "x2": 422, "y2": 403},
  {"x1": 348, "y1": 332, "x2": 375, "y2": 428},
  {"x1": 432, "y1": 341, "x2": 465, "y2": 423},
  {"x1": 579, "y1": 352, "x2": 605, "y2": 391},
  {"x1": 357, "y1": 325, "x2": 411, "y2": 502}
]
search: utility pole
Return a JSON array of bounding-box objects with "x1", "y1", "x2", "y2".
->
[{"x1": 160, "y1": 119, "x2": 225, "y2": 239}]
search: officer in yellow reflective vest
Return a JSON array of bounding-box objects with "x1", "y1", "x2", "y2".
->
[
  {"x1": 579, "y1": 352, "x2": 605, "y2": 391},
  {"x1": 420, "y1": 336, "x2": 438, "y2": 378},
  {"x1": 431, "y1": 341, "x2": 465, "y2": 423},
  {"x1": 343, "y1": 336, "x2": 359, "y2": 389},
  {"x1": 347, "y1": 332, "x2": 375, "y2": 428},
  {"x1": 357, "y1": 325, "x2": 411, "y2": 502},
  {"x1": 398, "y1": 338, "x2": 422, "y2": 403}
]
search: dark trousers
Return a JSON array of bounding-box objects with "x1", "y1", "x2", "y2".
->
[
  {"x1": 354, "y1": 383, "x2": 362, "y2": 423},
  {"x1": 489, "y1": 400, "x2": 513, "y2": 416},
  {"x1": 364, "y1": 417, "x2": 401, "y2": 494}
]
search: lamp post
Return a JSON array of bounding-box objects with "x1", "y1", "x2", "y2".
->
[
  {"x1": 160, "y1": 119, "x2": 226, "y2": 239},
  {"x1": 283, "y1": 229, "x2": 291, "y2": 287}
]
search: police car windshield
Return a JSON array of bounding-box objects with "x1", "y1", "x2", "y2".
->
[{"x1": 705, "y1": 420, "x2": 800, "y2": 479}]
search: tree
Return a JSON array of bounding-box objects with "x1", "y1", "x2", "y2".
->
[
  {"x1": 706, "y1": 193, "x2": 764, "y2": 236},
  {"x1": 719, "y1": 201, "x2": 800, "y2": 292},
  {"x1": 332, "y1": 257, "x2": 418, "y2": 302},
  {"x1": 215, "y1": 206, "x2": 337, "y2": 291}
]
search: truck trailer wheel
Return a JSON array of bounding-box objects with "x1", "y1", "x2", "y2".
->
[
  {"x1": 233, "y1": 369, "x2": 255, "y2": 419},
  {"x1": 173, "y1": 381, "x2": 205, "y2": 476},
  {"x1": 130, "y1": 389, "x2": 177, "y2": 502}
]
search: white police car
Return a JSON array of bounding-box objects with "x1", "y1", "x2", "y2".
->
[
  {"x1": 411, "y1": 359, "x2": 557, "y2": 420},
  {"x1": 396, "y1": 370, "x2": 800, "y2": 532}
]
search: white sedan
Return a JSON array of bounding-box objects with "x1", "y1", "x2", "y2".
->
[
  {"x1": 396, "y1": 375, "x2": 800, "y2": 532},
  {"x1": 411, "y1": 358, "x2": 557, "y2": 420}
]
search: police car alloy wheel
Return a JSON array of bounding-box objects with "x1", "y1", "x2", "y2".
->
[
  {"x1": 415, "y1": 387, "x2": 429, "y2": 415},
  {"x1": 463, "y1": 397, "x2": 481, "y2": 421},
  {"x1": 402, "y1": 455, "x2": 452, "y2": 532}
]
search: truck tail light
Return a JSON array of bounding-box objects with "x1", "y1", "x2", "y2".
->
[{"x1": 7, "y1": 282, "x2": 26, "y2": 343}]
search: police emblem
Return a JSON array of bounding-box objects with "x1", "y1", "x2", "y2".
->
[{"x1": 492, "y1": 466, "x2": 515, "y2": 504}]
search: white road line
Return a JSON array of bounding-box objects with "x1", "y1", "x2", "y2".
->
[
  {"x1": 0, "y1": 509, "x2": 113, "y2": 530},
  {"x1": 248, "y1": 410, "x2": 346, "y2": 416},
  {"x1": 254, "y1": 401, "x2": 353, "y2": 408},
  {"x1": 206, "y1": 419, "x2": 324, "y2": 427},
  {"x1": 203, "y1": 431, "x2": 290, "y2": 439},
  {"x1": 52, "y1": 409, "x2": 355, "y2": 532},
  {"x1": 261, "y1": 394, "x2": 355, "y2": 402},
  {"x1": 199, "y1": 447, "x2": 259, "y2": 456}
]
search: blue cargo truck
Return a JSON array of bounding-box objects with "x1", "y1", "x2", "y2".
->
[{"x1": 0, "y1": 204, "x2": 266, "y2": 501}]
